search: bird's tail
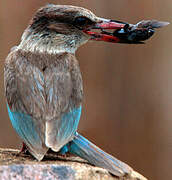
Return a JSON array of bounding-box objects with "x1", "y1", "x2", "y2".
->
[{"x1": 68, "y1": 132, "x2": 133, "y2": 177}]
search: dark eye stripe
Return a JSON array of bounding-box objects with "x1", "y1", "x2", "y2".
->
[{"x1": 74, "y1": 16, "x2": 93, "y2": 27}]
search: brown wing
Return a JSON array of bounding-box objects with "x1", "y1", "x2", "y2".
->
[
  {"x1": 4, "y1": 49, "x2": 83, "y2": 159},
  {"x1": 4, "y1": 49, "x2": 48, "y2": 160}
]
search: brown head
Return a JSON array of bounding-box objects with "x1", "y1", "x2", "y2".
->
[
  {"x1": 18, "y1": 4, "x2": 126, "y2": 54},
  {"x1": 18, "y1": 4, "x2": 169, "y2": 54}
]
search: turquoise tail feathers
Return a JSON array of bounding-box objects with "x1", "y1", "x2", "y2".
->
[{"x1": 68, "y1": 132, "x2": 133, "y2": 177}]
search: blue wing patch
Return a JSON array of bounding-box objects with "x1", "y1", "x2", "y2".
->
[
  {"x1": 59, "y1": 107, "x2": 82, "y2": 155},
  {"x1": 46, "y1": 106, "x2": 82, "y2": 152},
  {"x1": 7, "y1": 104, "x2": 42, "y2": 148},
  {"x1": 59, "y1": 106, "x2": 82, "y2": 140},
  {"x1": 8, "y1": 103, "x2": 82, "y2": 154}
]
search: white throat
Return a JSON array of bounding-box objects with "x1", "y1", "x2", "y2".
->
[{"x1": 18, "y1": 28, "x2": 89, "y2": 54}]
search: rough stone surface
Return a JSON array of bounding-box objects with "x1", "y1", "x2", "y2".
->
[{"x1": 0, "y1": 148, "x2": 147, "y2": 180}]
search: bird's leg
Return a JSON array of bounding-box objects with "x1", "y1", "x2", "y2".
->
[
  {"x1": 19, "y1": 142, "x2": 30, "y2": 154},
  {"x1": 20, "y1": 142, "x2": 27, "y2": 153},
  {"x1": 57, "y1": 144, "x2": 73, "y2": 158}
]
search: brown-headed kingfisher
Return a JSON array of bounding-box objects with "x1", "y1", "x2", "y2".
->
[{"x1": 4, "y1": 4, "x2": 169, "y2": 178}]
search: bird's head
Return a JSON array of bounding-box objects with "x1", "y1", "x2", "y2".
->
[
  {"x1": 18, "y1": 4, "x2": 169, "y2": 54},
  {"x1": 18, "y1": 4, "x2": 127, "y2": 54}
]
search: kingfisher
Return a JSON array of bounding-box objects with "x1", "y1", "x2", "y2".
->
[{"x1": 4, "y1": 4, "x2": 168, "y2": 178}]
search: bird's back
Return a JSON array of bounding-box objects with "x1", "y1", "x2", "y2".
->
[{"x1": 4, "y1": 48, "x2": 83, "y2": 160}]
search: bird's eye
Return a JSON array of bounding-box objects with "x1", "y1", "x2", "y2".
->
[{"x1": 74, "y1": 16, "x2": 92, "y2": 27}]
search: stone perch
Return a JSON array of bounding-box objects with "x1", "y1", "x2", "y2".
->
[{"x1": 0, "y1": 148, "x2": 147, "y2": 180}]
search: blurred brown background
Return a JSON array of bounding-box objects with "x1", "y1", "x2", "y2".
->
[{"x1": 0, "y1": 0, "x2": 172, "y2": 179}]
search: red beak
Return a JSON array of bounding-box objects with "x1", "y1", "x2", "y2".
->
[
  {"x1": 94, "y1": 20, "x2": 126, "y2": 29},
  {"x1": 83, "y1": 19, "x2": 127, "y2": 43}
]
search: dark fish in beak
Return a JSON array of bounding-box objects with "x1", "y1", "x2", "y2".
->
[{"x1": 84, "y1": 19, "x2": 169, "y2": 44}]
